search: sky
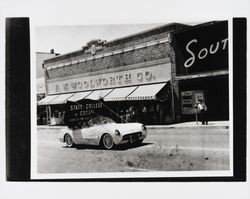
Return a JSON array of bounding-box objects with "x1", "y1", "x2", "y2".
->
[{"x1": 35, "y1": 23, "x2": 164, "y2": 55}]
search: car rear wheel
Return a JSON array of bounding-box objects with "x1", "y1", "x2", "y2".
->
[
  {"x1": 102, "y1": 134, "x2": 114, "y2": 150},
  {"x1": 65, "y1": 134, "x2": 74, "y2": 148}
]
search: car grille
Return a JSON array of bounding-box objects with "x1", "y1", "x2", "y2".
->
[{"x1": 122, "y1": 132, "x2": 142, "y2": 141}]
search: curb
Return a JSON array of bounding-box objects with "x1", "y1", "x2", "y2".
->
[
  {"x1": 37, "y1": 125, "x2": 229, "y2": 130},
  {"x1": 37, "y1": 126, "x2": 67, "y2": 130},
  {"x1": 146, "y1": 125, "x2": 229, "y2": 129}
]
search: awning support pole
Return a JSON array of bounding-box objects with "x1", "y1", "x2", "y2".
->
[
  {"x1": 46, "y1": 105, "x2": 52, "y2": 125},
  {"x1": 170, "y1": 80, "x2": 176, "y2": 121},
  {"x1": 46, "y1": 106, "x2": 49, "y2": 124}
]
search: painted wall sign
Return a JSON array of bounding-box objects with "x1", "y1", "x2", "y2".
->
[
  {"x1": 47, "y1": 63, "x2": 171, "y2": 95},
  {"x1": 172, "y1": 21, "x2": 228, "y2": 75},
  {"x1": 184, "y1": 38, "x2": 228, "y2": 68}
]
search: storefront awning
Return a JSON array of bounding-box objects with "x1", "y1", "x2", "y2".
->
[
  {"x1": 37, "y1": 95, "x2": 60, "y2": 105},
  {"x1": 67, "y1": 91, "x2": 93, "y2": 102},
  {"x1": 85, "y1": 89, "x2": 113, "y2": 100},
  {"x1": 49, "y1": 93, "x2": 75, "y2": 105},
  {"x1": 126, "y1": 83, "x2": 167, "y2": 100},
  {"x1": 103, "y1": 86, "x2": 138, "y2": 101}
]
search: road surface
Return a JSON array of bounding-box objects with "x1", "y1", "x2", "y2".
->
[{"x1": 37, "y1": 127, "x2": 229, "y2": 173}]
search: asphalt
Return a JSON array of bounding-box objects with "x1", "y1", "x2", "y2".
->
[{"x1": 37, "y1": 121, "x2": 229, "y2": 130}]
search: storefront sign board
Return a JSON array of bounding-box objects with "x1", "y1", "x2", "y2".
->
[
  {"x1": 172, "y1": 21, "x2": 228, "y2": 75},
  {"x1": 46, "y1": 63, "x2": 171, "y2": 95}
]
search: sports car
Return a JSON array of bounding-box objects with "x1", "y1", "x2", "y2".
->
[{"x1": 58, "y1": 116, "x2": 147, "y2": 149}]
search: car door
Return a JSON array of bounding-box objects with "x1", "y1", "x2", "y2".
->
[
  {"x1": 85, "y1": 118, "x2": 108, "y2": 145},
  {"x1": 78, "y1": 126, "x2": 95, "y2": 145},
  {"x1": 77, "y1": 119, "x2": 101, "y2": 145},
  {"x1": 84, "y1": 125, "x2": 102, "y2": 145}
]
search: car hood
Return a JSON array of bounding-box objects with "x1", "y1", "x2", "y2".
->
[{"x1": 102, "y1": 123, "x2": 143, "y2": 135}]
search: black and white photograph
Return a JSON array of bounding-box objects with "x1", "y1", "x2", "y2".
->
[
  {"x1": 1, "y1": 0, "x2": 249, "y2": 199},
  {"x1": 34, "y1": 20, "x2": 232, "y2": 178}
]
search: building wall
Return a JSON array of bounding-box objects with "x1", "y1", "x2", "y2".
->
[
  {"x1": 42, "y1": 23, "x2": 190, "y2": 123},
  {"x1": 46, "y1": 43, "x2": 173, "y2": 79},
  {"x1": 172, "y1": 21, "x2": 229, "y2": 121},
  {"x1": 37, "y1": 77, "x2": 46, "y2": 94}
]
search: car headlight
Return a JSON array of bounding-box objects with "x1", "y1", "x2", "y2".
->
[
  {"x1": 115, "y1": 129, "x2": 121, "y2": 136},
  {"x1": 142, "y1": 124, "x2": 147, "y2": 131}
]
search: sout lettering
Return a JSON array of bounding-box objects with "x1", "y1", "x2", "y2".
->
[{"x1": 184, "y1": 38, "x2": 228, "y2": 68}]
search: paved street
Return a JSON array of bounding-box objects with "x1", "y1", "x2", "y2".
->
[{"x1": 37, "y1": 126, "x2": 229, "y2": 173}]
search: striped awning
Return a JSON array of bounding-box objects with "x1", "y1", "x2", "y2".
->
[
  {"x1": 85, "y1": 89, "x2": 113, "y2": 100},
  {"x1": 126, "y1": 83, "x2": 167, "y2": 100},
  {"x1": 49, "y1": 93, "x2": 75, "y2": 105},
  {"x1": 37, "y1": 95, "x2": 60, "y2": 105},
  {"x1": 103, "y1": 86, "x2": 138, "y2": 101},
  {"x1": 67, "y1": 91, "x2": 93, "y2": 102},
  {"x1": 37, "y1": 83, "x2": 167, "y2": 105}
]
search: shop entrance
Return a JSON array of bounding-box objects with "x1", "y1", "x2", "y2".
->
[
  {"x1": 105, "y1": 100, "x2": 173, "y2": 125},
  {"x1": 179, "y1": 75, "x2": 229, "y2": 122}
]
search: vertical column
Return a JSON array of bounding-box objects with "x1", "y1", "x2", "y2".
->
[
  {"x1": 48, "y1": 105, "x2": 52, "y2": 124},
  {"x1": 170, "y1": 80, "x2": 175, "y2": 121},
  {"x1": 46, "y1": 106, "x2": 49, "y2": 124}
]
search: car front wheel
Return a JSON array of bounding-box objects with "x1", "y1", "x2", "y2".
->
[
  {"x1": 137, "y1": 139, "x2": 143, "y2": 144},
  {"x1": 102, "y1": 134, "x2": 114, "y2": 150},
  {"x1": 65, "y1": 134, "x2": 74, "y2": 148}
]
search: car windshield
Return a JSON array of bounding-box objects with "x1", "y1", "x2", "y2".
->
[{"x1": 87, "y1": 116, "x2": 115, "y2": 127}]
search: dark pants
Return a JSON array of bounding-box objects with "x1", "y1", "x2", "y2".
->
[
  {"x1": 142, "y1": 113, "x2": 148, "y2": 124},
  {"x1": 200, "y1": 110, "x2": 208, "y2": 124}
]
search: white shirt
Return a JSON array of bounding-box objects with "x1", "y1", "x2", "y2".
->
[{"x1": 198, "y1": 103, "x2": 207, "y2": 111}]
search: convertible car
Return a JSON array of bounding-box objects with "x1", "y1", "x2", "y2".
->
[{"x1": 58, "y1": 116, "x2": 147, "y2": 149}]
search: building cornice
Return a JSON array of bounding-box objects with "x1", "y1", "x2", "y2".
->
[{"x1": 44, "y1": 36, "x2": 171, "y2": 70}]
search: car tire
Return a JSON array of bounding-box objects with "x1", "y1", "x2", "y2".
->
[
  {"x1": 102, "y1": 134, "x2": 114, "y2": 150},
  {"x1": 138, "y1": 139, "x2": 143, "y2": 144},
  {"x1": 135, "y1": 139, "x2": 143, "y2": 145},
  {"x1": 65, "y1": 134, "x2": 74, "y2": 148}
]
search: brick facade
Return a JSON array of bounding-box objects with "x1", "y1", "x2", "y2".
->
[{"x1": 46, "y1": 43, "x2": 171, "y2": 79}]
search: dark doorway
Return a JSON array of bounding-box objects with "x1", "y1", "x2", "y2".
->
[{"x1": 179, "y1": 75, "x2": 229, "y2": 121}]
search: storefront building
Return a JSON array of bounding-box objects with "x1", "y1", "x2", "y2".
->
[
  {"x1": 36, "y1": 51, "x2": 59, "y2": 125},
  {"x1": 172, "y1": 21, "x2": 229, "y2": 121},
  {"x1": 38, "y1": 23, "x2": 190, "y2": 125}
]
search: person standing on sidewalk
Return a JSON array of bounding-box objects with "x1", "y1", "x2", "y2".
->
[{"x1": 197, "y1": 99, "x2": 208, "y2": 125}]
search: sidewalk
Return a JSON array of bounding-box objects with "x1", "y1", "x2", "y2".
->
[
  {"x1": 37, "y1": 121, "x2": 229, "y2": 130},
  {"x1": 147, "y1": 121, "x2": 229, "y2": 129}
]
